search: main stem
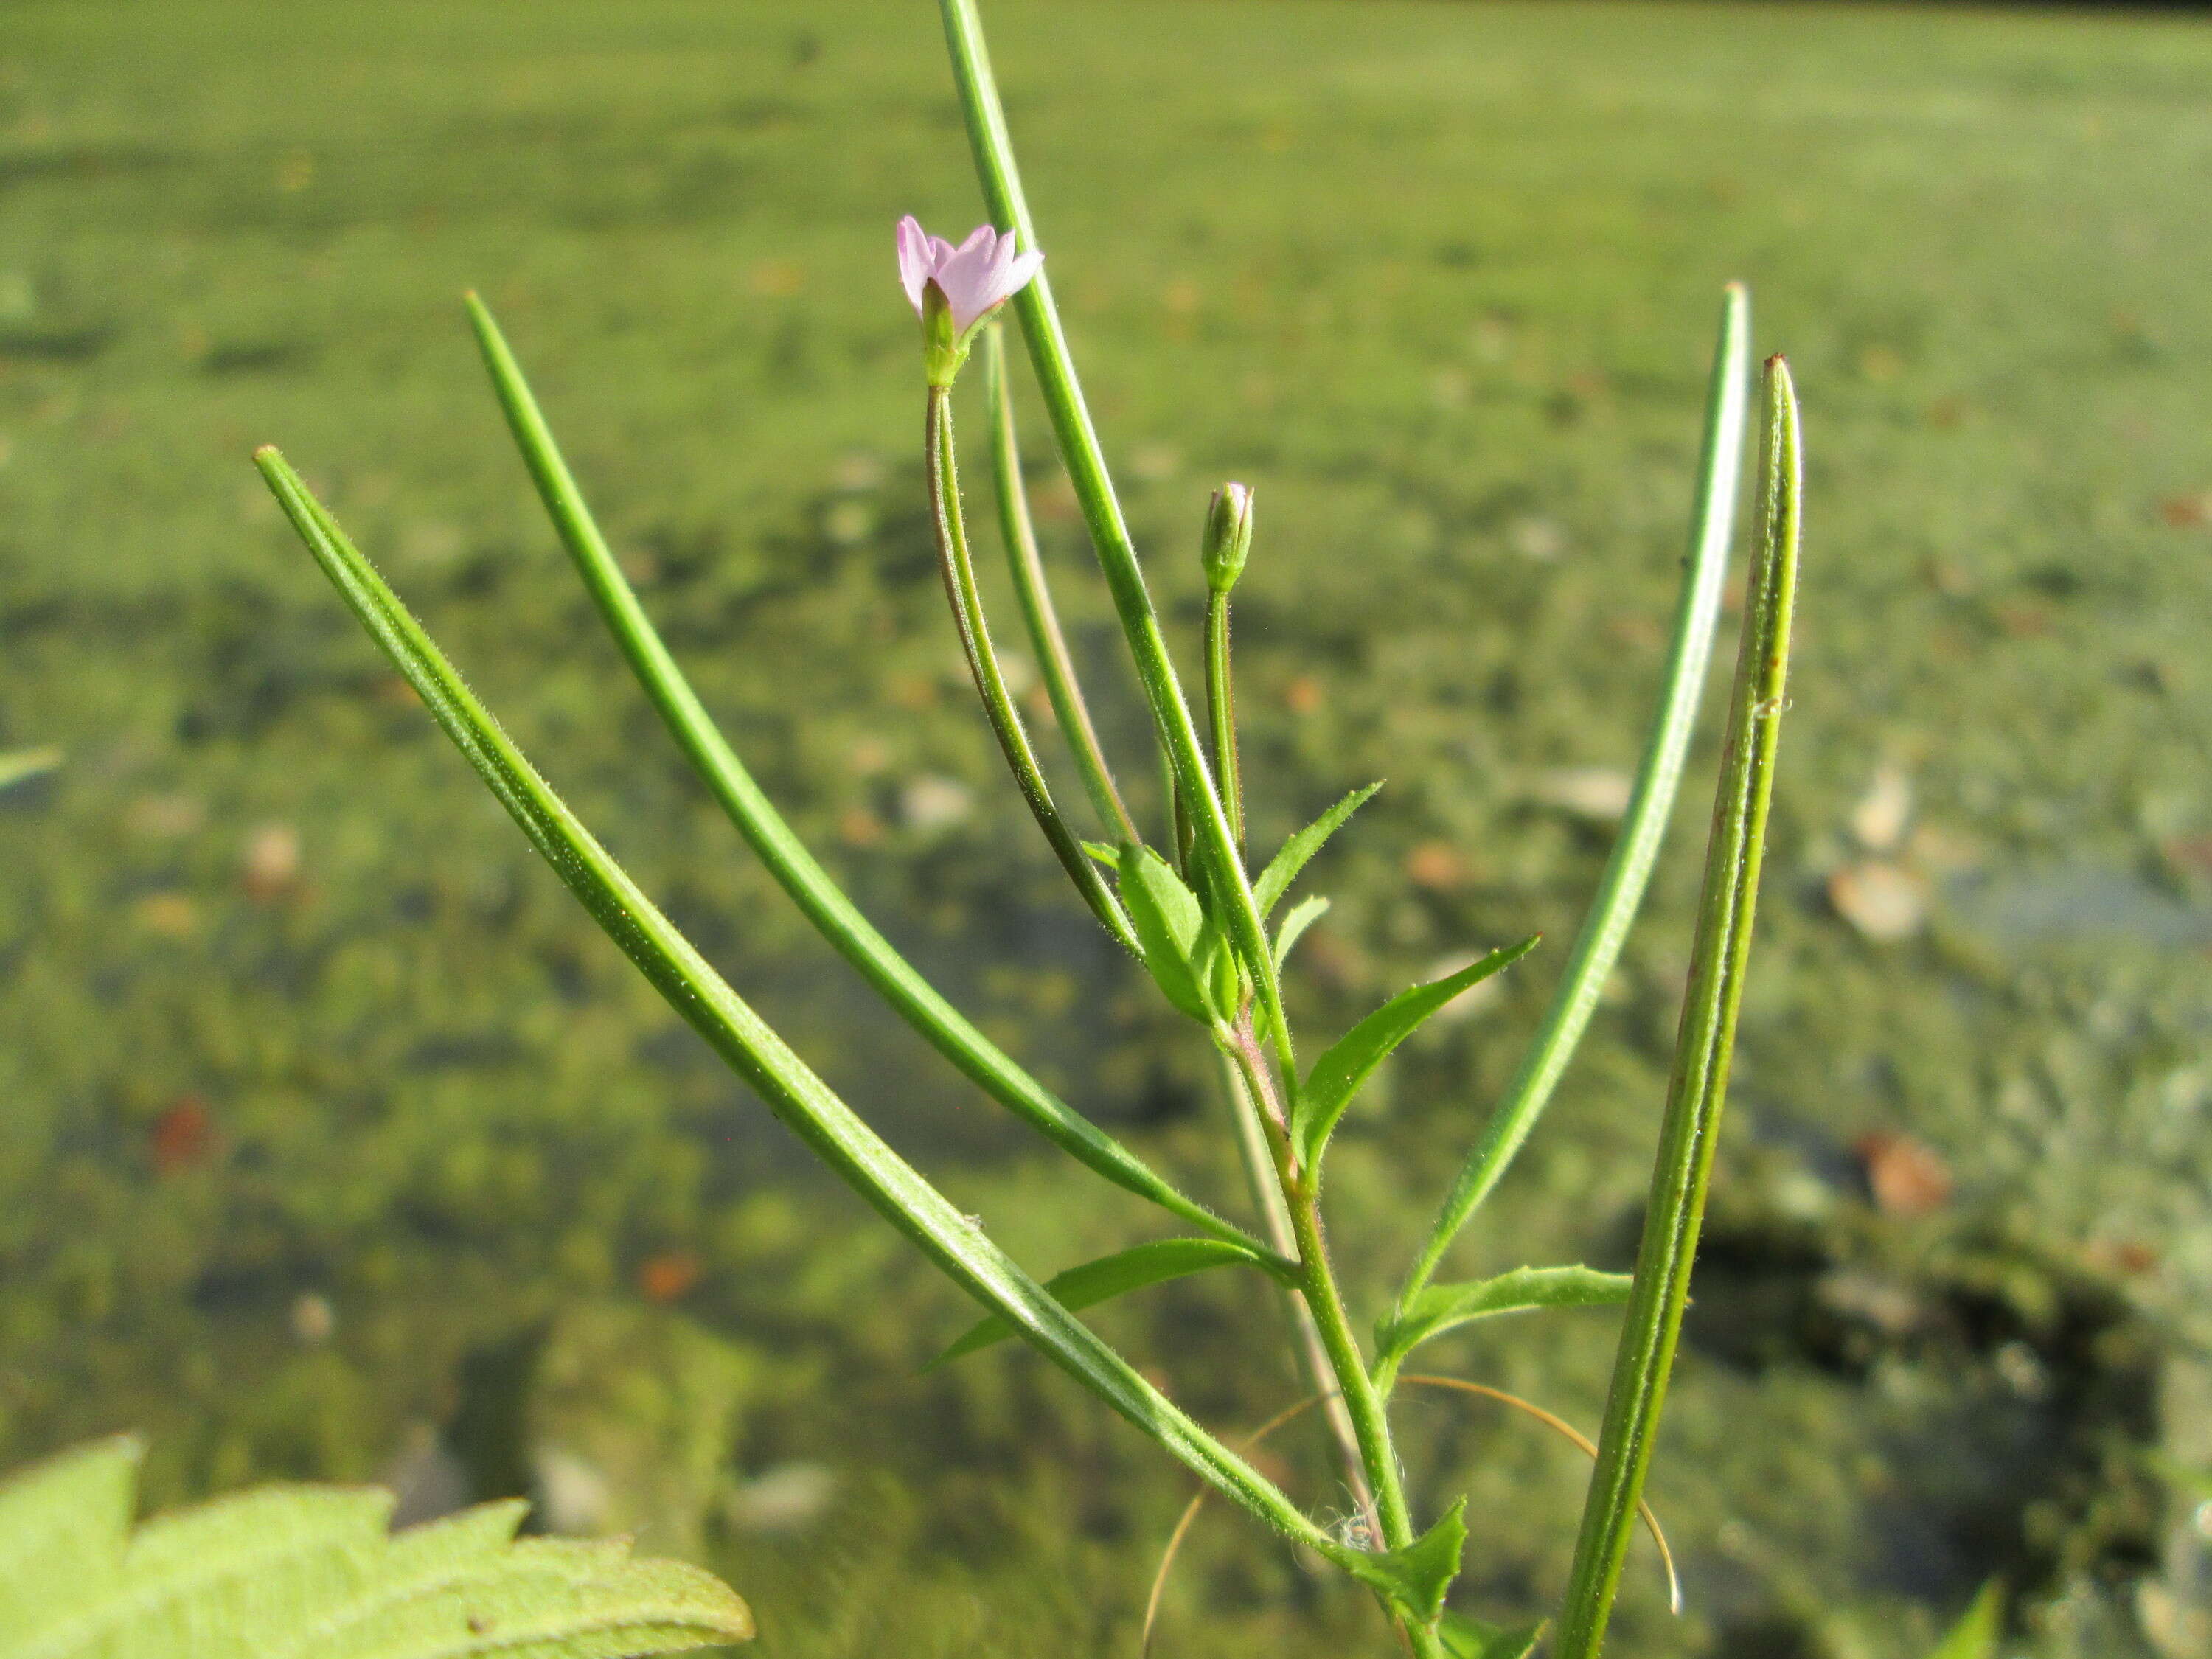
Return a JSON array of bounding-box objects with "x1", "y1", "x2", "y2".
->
[
  {"x1": 1222, "y1": 1034, "x2": 1439, "y2": 1657},
  {"x1": 936, "y1": 0, "x2": 1294, "y2": 1079},
  {"x1": 1217, "y1": 1041, "x2": 1377, "y2": 1534}
]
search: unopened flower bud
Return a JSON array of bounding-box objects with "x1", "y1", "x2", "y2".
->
[{"x1": 1201, "y1": 482, "x2": 1253, "y2": 595}]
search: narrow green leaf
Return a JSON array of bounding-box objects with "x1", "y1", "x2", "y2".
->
[
  {"x1": 2148, "y1": 1453, "x2": 2212, "y2": 1503},
  {"x1": 931, "y1": 1237, "x2": 1281, "y2": 1366},
  {"x1": 1439, "y1": 1611, "x2": 1545, "y2": 1659},
  {"x1": 1118, "y1": 842, "x2": 1213, "y2": 1022},
  {"x1": 1199, "y1": 919, "x2": 1246, "y2": 1023},
  {"x1": 1293, "y1": 937, "x2": 1539, "y2": 1170},
  {"x1": 1927, "y1": 1581, "x2": 2003, "y2": 1659},
  {"x1": 463, "y1": 296, "x2": 1258, "y2": 1253},
  {"x1": 254, "y1": 449, "x2": 1342, "y2": 1573},
  {"x1": 1397, "y1": 285, "x2": 1753, "y2": 1308},
  {"x1": 1082, "y1": 840, "x2": 1122, "y2": 872},
  {"x1": 1272, "y1": 892, "x2": 1330, "y2": 972},
  {"x1": 1554, "y1": 354, "x2": 1801, "y2": 1659},
  {"x1": 1253, "y1": 782, "x2": 1380, "y2": 917},
  {"x1": 1376, "y1": 1266, "x2": 1632, "y2": 1384},
  {"x1": 0, "y1": 747, "x2": 61, "y2": 791},
  {"x1": 1371, "y1": 1498, "x2": 1467, "y2": 1626}
]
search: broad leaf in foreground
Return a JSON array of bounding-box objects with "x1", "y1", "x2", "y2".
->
[
  {"x1": 0, "y1": 1436, "x2": 752, "y2": 1659},
  {"x1": 931, "y1": 1237, "x2": 1284, "y2": 1366}
]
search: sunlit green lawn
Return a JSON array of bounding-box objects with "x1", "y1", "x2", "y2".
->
[{"x1": 4, "y1": 1, "x2": 2211, "y2": 1654}]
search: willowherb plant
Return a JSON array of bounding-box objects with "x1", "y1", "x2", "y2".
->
[{"x1": 251, "y1": 1, "x2": 1801, "y2": 1652}]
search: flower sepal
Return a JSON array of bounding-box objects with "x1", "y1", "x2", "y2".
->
[{"x1": 919, "y1": 279, "x2": 966, "y2": 389}]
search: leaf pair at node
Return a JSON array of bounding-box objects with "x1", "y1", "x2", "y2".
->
[{"x1": 1115, "y1": 842, "x2": 1245, "y2": 1026}]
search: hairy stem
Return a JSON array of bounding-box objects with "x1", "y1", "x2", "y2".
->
[
  {"x1": 465, "y1": 294, "x2": 1251, "y2": 1247},
  {"x1": 1216, "y1": 1048, "x2": 1378, "y2": 1531},
  {"x1": 936, "y1": 0, "x2": 1293, "y2": 1079},
  {"x1": 1553, "y1": 356, "x2": 1801, "y2": 1659},
  {"x1": 1205, "y1": 591, "x2": 1243, "y2": 851}
]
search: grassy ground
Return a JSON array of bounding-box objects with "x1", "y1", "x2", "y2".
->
[{"x1": 3, "y1": 1, "x2": 2211, "y2": 1654}]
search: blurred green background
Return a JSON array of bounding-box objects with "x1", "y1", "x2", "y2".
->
[{"x1": 3, "y1": 1, "x2": 2210, "y2": 1654}]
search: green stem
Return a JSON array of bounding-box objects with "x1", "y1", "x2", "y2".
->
[
  {"x1": 464, "y1": 296, "x2": 1255, "y2": 1249},
  {"x1": 256, "y1": 445, "x2": 1335, "y2": 1562},
  {"x1": 1396, "y1": 284, "x2": 1753, "y2": 1307},
  {"x1": 935, "y1": 0, "x2": 1293, "y2": 1080},
  {"x1": 1286, "y1": 1172, "x2": 1413, "y2": 1553},
  {"x1": 927, "y1": 385, "x2": 1141, "y2": 956},
  {"x1": 1553, "y1": 355, "x2": 1801, "y2": 1659},
  {"x1": 1217, "y1": 1031, "x2": 1412, "y2": 1563},
  {"x1": 982, "y1": 324, "x2": 1139, "y2": 846},
  {"x1": 1205, "y1": 590, "x2": 1243, "y2": 851},
  {"x1": 1217, "y1": 1036, "x2": 1378, "y2": 1536}
]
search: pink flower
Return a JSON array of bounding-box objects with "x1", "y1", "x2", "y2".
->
[{"x1": 897, "y1": 216, "x2": 1043, "y2": 336}]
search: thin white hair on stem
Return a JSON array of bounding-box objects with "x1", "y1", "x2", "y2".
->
[{"x1": 1138, "y1": 1376, "x2": 1681, "y2": 1657}]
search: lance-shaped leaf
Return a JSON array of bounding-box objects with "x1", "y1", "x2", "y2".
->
[
  {"x1": 463, "y1": 296, "x2": 1256, "y2": 1253},
  {"x1": 1118, "y1": 842, "x2": 1215, "y2": 1023},
  {"x1": 0, "y1": 1435, "x2": 752, "y2": 1659},
  {"x1": 931, "y1": 1237, "x2": 1286, "y2": 1366},
  {"x1": 1273, "y1": 892, "x2": 1331, "y2": 972},
  {"x1": 0, "y1": 747, "x2": 60, "y2": 792},
  {"x1": 1927, "y1": 1582, "x2": 2002, "y2": 1659},
  {"x1": 254, "y1": 450, "x2": 1342, "y2": 1572},
  {"x1": 1439, "y1": 1612, "x2": 1545, "y2": 1659},
  {"x1": 1253, "y1": 782, "x2": 1380, "y2": 917},
  {"x1": 1373, "y1": 1498, "x2": 1468, "y2": 1627},
  {"x1": 1292, "y1": 937, "x2": 1540, "y2": 1171},
  {"x1": 1376, "y1": 1266, "x2": 1633, "y2": 1385}
]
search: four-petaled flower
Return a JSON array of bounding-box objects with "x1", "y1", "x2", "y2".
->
[
  {"x1": 897, "y1": 216, "x2": 1042, "y2": 333},
  {"x1": 897, "y1": 216, "x2": 1042, "y2": 385}
]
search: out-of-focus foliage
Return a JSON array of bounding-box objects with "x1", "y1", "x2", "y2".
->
[{"x1": 0, "y1": 1436, "x2": 751, "y2": 1658}]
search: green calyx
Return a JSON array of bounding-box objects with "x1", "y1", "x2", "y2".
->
[
  {"x1": 1201, "y1": 481, "x2": 1254, "y2": 594},
  {"x1": 921, "y1": 279, "x2": 970, "y2": 388}
]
